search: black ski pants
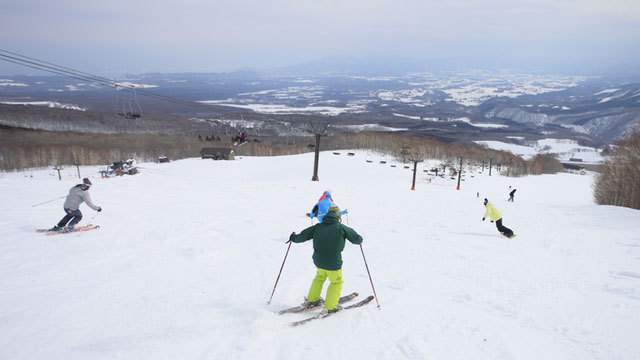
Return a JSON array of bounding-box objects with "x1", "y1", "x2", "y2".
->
[
  {"x1": 57, "y1": 208, "x2": 83, "y2": 228},
  {"x1": 495, "y1": 218, "x2": 513, "y2": 237}
]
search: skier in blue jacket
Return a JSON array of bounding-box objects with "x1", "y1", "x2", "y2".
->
[{"x1": 309, "y1": 190, "x2": 348, "y2": 222}]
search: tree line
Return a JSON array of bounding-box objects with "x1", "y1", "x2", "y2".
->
[
  {"x1": 594, "y1": 128, "x2": 640, "y2": 210},
  {"x1": 2, "y1": 127, "x2": 563, "y2": 178},
  {"x1": 0, "y1": 128, "x2": 203, "y2": 170}
]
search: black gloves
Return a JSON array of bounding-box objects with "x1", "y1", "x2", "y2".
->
[
  {"x1": 97, "y1": 207, "x2": 102, "y2": 212},
  {"x1": 287, "y1": 232, "x2": 296, "y2": 243},
  {"x1": 482, "y1": 217, "x2": 485, "y2": 221}
]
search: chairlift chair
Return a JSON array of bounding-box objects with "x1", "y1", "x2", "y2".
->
[{"x1": 114, "y1": 84, "x2": 143, "y2": 119}]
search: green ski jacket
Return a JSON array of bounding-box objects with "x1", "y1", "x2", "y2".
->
[{"x1": 290, "y1": 211, "x2": 363, "y2": 270}]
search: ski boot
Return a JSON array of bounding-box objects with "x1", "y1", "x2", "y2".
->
[
  {"x1": 321, "y1": 305, "x2": 343, "y2": 316},
  {"x1": 301, "y1": 298, "x2": 323, "y2": 309}
]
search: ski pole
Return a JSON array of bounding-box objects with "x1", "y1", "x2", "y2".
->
[
  {"x1": 268, "y1": 240, "x2": 292, "y2": 304},
  {"x1": 32, "y1": 195, "x2": 66, "y2": 207},
  {"x1": 76, "y1": 210, "x2": 101, "y2": 238},
  {"x1": 359, "y1": 244, "x2": 380, "y2": 309},
  {"x1": 86, "y1": 210, "x2": 101, "y2": 226}
]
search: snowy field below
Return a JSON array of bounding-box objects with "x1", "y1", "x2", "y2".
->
[
  {"x1": 1, "y1": 151, "x2": 639, "y2": 360},
  {"x1": 475, "y1": 138, "x2": 604, "y2": 163}
]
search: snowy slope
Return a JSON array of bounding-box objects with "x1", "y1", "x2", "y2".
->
[{"x1": 1, "y1": 152, "x2": 639, "y2": 360}]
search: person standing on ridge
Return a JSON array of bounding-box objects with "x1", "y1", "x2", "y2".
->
[
  {"x1": 289, "y1": 205, "x2": 363, "y2": 314},
  {"x1": 232, "y1": 130, "x2": 242, "y2": 144},
  {"x1": 309, "y1": 190, "x2": 347, "y2": 222},
  {"x1": 482, "y1": 198, "x2": 515, "y2": 238},
  {"x1": 50, "y1": 178, "x2": 102, "y2": 232},
  {"x1": 508, "y1": 187, "x2": 517, "y2": 202}
]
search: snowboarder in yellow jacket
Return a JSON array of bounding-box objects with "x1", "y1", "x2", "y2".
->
[{"x1": 483, "y1": 198, "x2": 515, "y2": 238}]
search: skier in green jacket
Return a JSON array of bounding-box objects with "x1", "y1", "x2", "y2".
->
[{"x1": 289, "y1": 205, "x2": 363, "y2": 314}]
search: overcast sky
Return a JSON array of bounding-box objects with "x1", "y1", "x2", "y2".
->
[{"x1": 1, "y1": 0, "x2": 639, "y2": 76}]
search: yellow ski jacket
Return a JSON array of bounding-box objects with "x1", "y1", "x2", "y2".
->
[{"x1": 483, "y1": 201, "x2": 502, "y2": 221}]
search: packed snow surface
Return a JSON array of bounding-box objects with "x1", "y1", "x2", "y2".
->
[{"x1": 1, "y1": 152, "x2": 639, "y2": 360}]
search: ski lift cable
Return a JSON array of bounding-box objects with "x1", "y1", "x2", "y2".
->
[
  {"x1": 5, "y1": 51, "x2": 142, "y2": 120},
  {"x1": 0, "y1": 52, "x2": 192, "y2": 108},
  {"x1": 0, "y1": 50, "x2": 177, "y2": 104},
  {"x1": 0, "y1": 57, "x2": 208, "y2": 112},
  {"x1": 1, "y1": 50, "x2": 161, "y2": 101},
  {"x1": 0, "y1": 55, "x2": 114, "y2": 87},
  {"x1": 0, "y1": 50, "x2": 218, "y2": 112},
  {"x1": 0, "y1": 51, "x2": 116, "y2": 87},
  {"x1": 0, "y1": 49, "x2": 116, "y2": 86},
  {"x1": 0, "y1": 54, "x2": 116, "y2": 92},
  {"x1": 1, "y1": 54, "x2": 147, "y2": 115}
]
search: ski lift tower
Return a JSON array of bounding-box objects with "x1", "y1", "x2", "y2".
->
[
  {"x1": 309, "y1": 120, "x2": 329, "y2": 181},
  {"x1": 408, "y1": 153, "x2": 424, "y2": 190},
  {"x1": 456, "y1": 157, "x2": 463, "y2": 190},
  {"x1": 53, "y1": 165, "x2": 64, "y2": 181}
]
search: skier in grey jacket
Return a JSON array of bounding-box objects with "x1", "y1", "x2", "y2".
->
[{"x1": 51, "y1": 178, "x2": 102, "y2": 232}]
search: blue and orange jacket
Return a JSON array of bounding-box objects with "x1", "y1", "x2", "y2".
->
[{"x1": 309, "y1": 191, "x2": 335, "y2": 222}]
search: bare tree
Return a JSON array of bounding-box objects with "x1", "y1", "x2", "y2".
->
[{"x1": 594, "y1": 128, "x2": 640, "y2": 209}]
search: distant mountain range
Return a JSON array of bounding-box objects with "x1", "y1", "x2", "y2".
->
[
  {"x1": 481, "y1": 84, "x2": 640, "y2": 141},
  {"x1": 1, "y1": 70, "x2": 639, "y2": 144}
]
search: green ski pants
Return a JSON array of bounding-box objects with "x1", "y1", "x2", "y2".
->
[{"x1": 307, "y1": 268, "x2": 343, "y2": 310}]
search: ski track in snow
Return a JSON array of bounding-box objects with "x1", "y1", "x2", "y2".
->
[{"x1": 1, "y1": 152, "x2": 639, "y2": 360}]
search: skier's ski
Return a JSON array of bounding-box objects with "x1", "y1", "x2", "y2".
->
[
  {"x1": 290, "y1": 295, "x2": 374, "y2": 327},
  {"x1": 37, "y1": 224, "x2": 99, "y2": 233},
  {"x1": 278, "y1": 292, "x2": 358, "y2": 315},
  {"x1": 43, "y1": 225, "x2": 100, "y2": 236}
]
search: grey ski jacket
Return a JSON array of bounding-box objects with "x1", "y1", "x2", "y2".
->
[{"x1": 63, "y1": 185, "x2": 100, "y2": 211}]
